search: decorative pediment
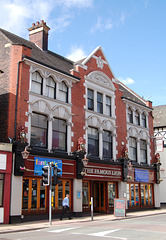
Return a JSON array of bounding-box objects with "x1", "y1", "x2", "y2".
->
[
  {"x1": 31, "y1": 99, "x2": 50, "y2": 114},
  {"x1": 102, "y1": 119, "x2": 115, "y2": 131},
  {"x1": 85, "y1": 71, "x2": 115, "y2": 91},
  {"x1": 52, "y1": 105, "x2": 71, "y2": 119},
  {"x1": 87, "y1": 115, "x2": 102, "y2": 128}
]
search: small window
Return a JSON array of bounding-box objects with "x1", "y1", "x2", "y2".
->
[
  {"x1": 128, "y1": 107, "x2": 133, "y2": 123},
  {"x1": 135, "y1": 110, "x2": 140, "y2": 125},
  {"x1": 87, "y1": 89, "x2": 94, "y2": 111},
  {"x1": 52, "y1": 118, "x2": 67, "y2": 151},
  {"x1": 88, "y1": 127, "x2": 99, "y2": 156},
  {"x1": 140, "y1": 139, "x2": 147, "y2": 163},
  {"x1": 103, "y1": 130, "x2": 113, "y2": 158},
  {"x1": 59, "y1": 81, "x2": 68, "y2": 102},
  {"x1": 31, "y1": 113, "x2": 47, "y2": 147},
  {"x1": 106, "y1": 96, "x2": 111, "y2": 116},
  {"x1": 142, "y1": 113, "x2": 146, "y2": 128},
  {"x1": 97, "y1": 92, "x2": 103, "y2": 114},
  {"x1": 129, "y1": 137, "x2": 137, "y2": 162},
  {"x1": 46, "y1": 76, "x2": 56, "y2": 99},
  {"x1": 0, "y1": 174, "x2": 4, "y2": 207},
  {"x1": 31, "y1": 71, "x2": 43, "y2": 95}
]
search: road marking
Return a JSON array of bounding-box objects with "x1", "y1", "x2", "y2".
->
[
  {"x1": 88, "y1": 229, "x2": 121, "y2": 237},
  {"x1": 48, "y1": 227, "x2": 79, "y2": 233}
]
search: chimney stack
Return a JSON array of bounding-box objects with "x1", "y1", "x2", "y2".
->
[{"x1": 28, "y1": 20, "x2": 50, "y2": 51}]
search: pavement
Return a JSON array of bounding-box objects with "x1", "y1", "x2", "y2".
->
[{"x1": 1, "y1": 208, "x2": 166, "y2": 234}]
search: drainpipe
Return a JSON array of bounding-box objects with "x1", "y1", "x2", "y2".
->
[{"x1": 14, "y1": 60, "x2": 24, "y2": 140}]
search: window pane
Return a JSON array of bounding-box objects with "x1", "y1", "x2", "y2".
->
[
  {"x1": 22, "y1": 179, "x2": 29, "y2": 210},
  {"x1": 140, "y1": 140, "x2": 147, "y2": 163},
  {"x1": 46, "y1": 77, "x2": 56, "y2": 99},
  {"x1": 31, "y1": 113, "x2": 47, "y2": 147},
  {"x1": 129, "y1": 137, "x2": 137, "y2": 161},
  {"x1": 135, "y1": 111, "x2": 140, "y2": 125},
  {"x1": 31, "y1": 179, "x2": 37, "y2": 210},
  {"x1": 142, "y1": 113, "x2": 146, "y2": 127},
  {"x1": 59, "y1": 81, "x2": 68, "y2": 102},
  {"x1": 52, "y1": 118, "x2": 67, "y2": 151},
  {"x1": 32, "y1": 72, "x2": 43, "y2": 94},
  {"x1": 106, "y1": 96, "x2": 111, "y2": 116},
  {"x1": 40, "y1": 180, "x2": 46, "y2": 209},
  {"x1": 58, "y1": 182, "x2": 63, "y2": 209},
  {"x1": 87, "y1": 89, "x2": 94, "y2": 110},
  {"x1": 88, "y1": 127, "x2": 99, "y2": 156},
  {"x1": 97, "y1": 92, "x2": 103, "y2": 114},
  {"x1": 108, "y1": 183, "x2": 116, "y2": 208},
  {"x1": 128, "y1": 108, "x2": 133, "y2": 123},
  {"x1": 82, "y1": 182, "x2": 89, "y2": 208},
  {"x1": 0, "y1": 174, "x2": 4, "y2": 207},
  {"x1": 103, "y1": 131, "x2": 112, "y2": 158}
]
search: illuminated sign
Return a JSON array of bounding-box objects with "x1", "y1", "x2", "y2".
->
[{"x1": 34, "y1": 157, "x2": 62, "y2": 176}]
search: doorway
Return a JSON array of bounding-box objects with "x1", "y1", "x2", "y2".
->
[{"x1": 93, "y1": 182, "x2": 105, "y2": 212}]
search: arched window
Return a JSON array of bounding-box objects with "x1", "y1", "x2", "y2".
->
[
  {"x1": 142, "y1": 113, "x2": 146, "y2": 128},
  {"x1": 135, "y1": 110, "x2": 140, "y2": 125},
  {"x1": 59, "y1": 81, "x2": 68, "y2": 102},
  {"x1": 128, "y1": 107, "x2": 133, "y2": 123},
  {"x1": 31, "y1": 71, "x2": 43, "y2": 95},
  {"x1": 46, "y1": 76, "x2": 56, "y2": 99}
]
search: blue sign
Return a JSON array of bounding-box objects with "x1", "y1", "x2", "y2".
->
[
  {"x1": 135, "y1": 169, "x2": 149, "y2": 182},
  {"x1": 34, "y1": 157, "x2": 62, "y2": 176}
]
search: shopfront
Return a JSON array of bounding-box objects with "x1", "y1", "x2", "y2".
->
[
  {"x1": 21, "y1": 154, "x2": 76, "y2": 219},
  {"x1": 127, "y1": 166, "x2": 155, "y2": 209},
  {"x1": 82, "y1": 162, "x2": 122, "y2": 213}
]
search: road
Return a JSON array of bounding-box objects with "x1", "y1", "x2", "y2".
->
[{"x1": 1, "y1": 214, "x2": 166, "y2": 240}]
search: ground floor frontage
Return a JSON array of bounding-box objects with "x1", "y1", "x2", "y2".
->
[{"x1": 8, "y1": 149, "x2": 161, "y2": 223}]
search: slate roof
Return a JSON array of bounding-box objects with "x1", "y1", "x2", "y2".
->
[
  {"x1": 118, "y1": 81, "x2": 149, "y2": 108},
  {"x1": 0, "y1": 28, "x2": 76, "y2": 77},
  {"x1": 153, "y1": 105, "x2": 166, "y2": 128}
]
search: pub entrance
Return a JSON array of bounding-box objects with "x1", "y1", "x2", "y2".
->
[{"x1": 93, "y1": 181, "x2": 105, "y2": 212}]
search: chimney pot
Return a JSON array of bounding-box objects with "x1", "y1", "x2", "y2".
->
[
  {"x1": 36, "y1": 21, "x2": 40, "y2": 25},
  {"x1": 32, "y1": 23, "x2": 35, "y2": 27},
  {"x1": 41, "y1": 20, "x2": 44, "y2": 24}
]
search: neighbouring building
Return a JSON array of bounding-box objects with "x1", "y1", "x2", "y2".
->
[
  {"x1": 153, "y1": 105, "x2": 166, "y2": 206},
  {"x1": 0, "y1": 21, "x2": 161, "y2": 223}
]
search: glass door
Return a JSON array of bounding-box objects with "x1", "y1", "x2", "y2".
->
[{"x1": 93, "y1": 182, "x2": 105, "y2": 212}]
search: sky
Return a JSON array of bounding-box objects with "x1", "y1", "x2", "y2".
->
[{"x1": 0, "y1": 0, "x2": 165, "y2": 107}]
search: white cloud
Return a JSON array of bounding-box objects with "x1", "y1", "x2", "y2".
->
[
  {"x1": 119, "y1": 77, "x2": 135, "y2": 85},
  {"x1": 66, "y1": 47, "x2": 87, "y2": 61},
  {"x1": 91, "y1": 17, "x2": 113, "y2": 33},
  {"x1": 56, "y1": 0, "x2": 93, "y2": 8},
  {"x1": 0, "y1": 0, "x2": 93, "y2": 37}
]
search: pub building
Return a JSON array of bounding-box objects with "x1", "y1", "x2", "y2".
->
[{"x1": 0, "y1": 21, "x2": 161, "y2": 223}]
